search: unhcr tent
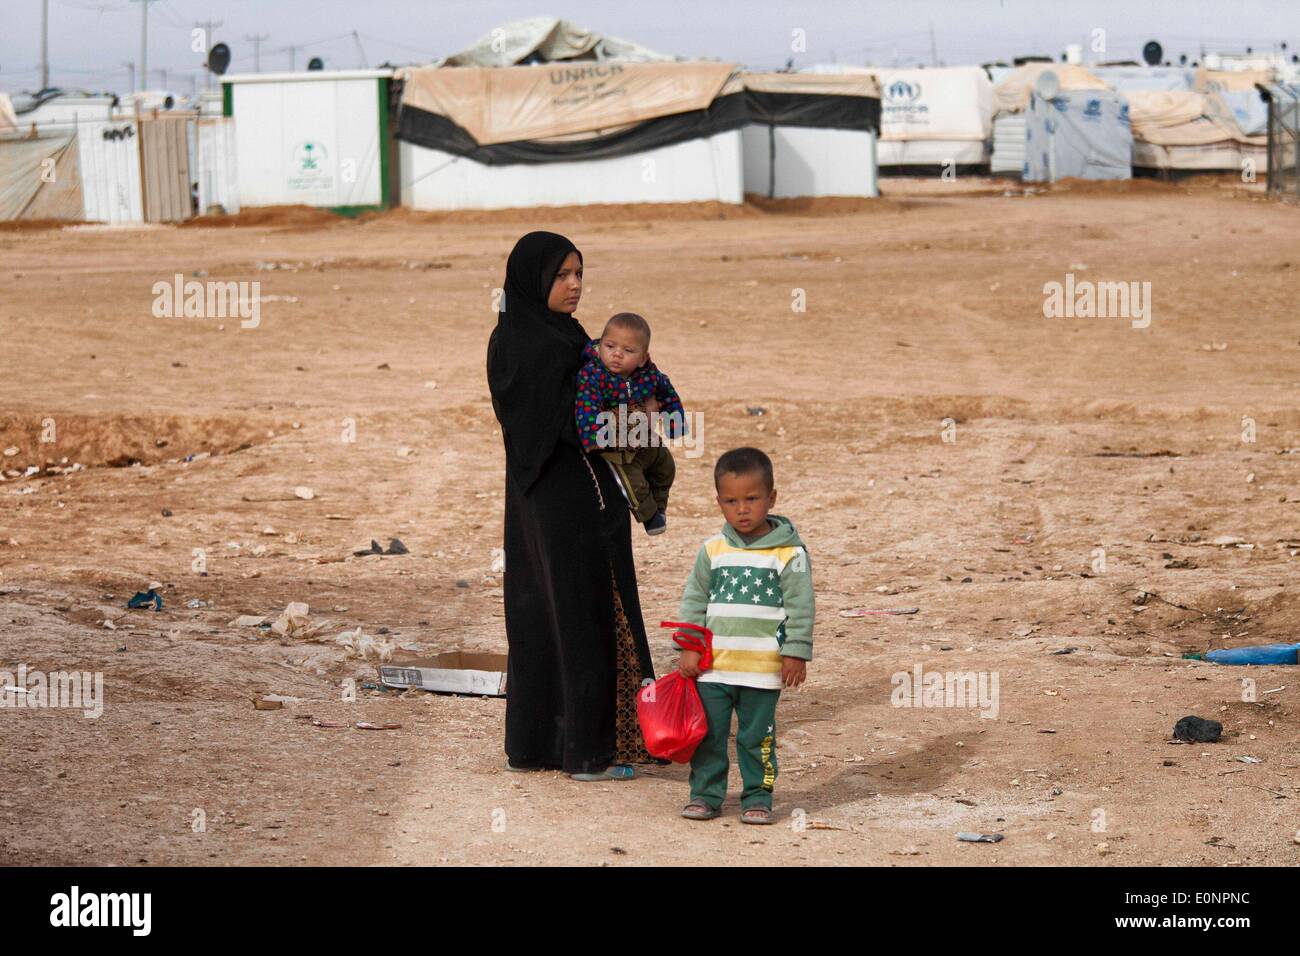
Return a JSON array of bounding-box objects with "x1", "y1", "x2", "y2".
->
[
  {"x1": 1023, "y1": 89, "x2": 1132, "y2": 182},
  {"x1": 397, "y1": 61, "x2": 747, "y2": 209},
  {"x1": 805, "y1": 64, "x2": 994, "y2": 166},
  {"x1": 874, "y1": 66, "x2": 995, "y2": 167}
]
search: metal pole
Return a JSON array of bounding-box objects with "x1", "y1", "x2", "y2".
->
[
  {"x1": 246, "y1": 33, "x2": 270, "y2": 73},
  {"x1": 40, "y1": 0, "x2": 49, "y2": 89},
  {"x1": 130, "y1": 0, "x2": 156, "y2": 93}
]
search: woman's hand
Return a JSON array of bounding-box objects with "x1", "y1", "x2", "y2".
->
[{"x1": 678, "y1": 648, "x2": 702, "y2": 679}]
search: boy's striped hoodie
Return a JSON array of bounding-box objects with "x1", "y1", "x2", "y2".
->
[{"x1": 677, "y1": 515, "x2": 815, "y2": 691}]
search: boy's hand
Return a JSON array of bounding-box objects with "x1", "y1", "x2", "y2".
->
[
  {"x1": 678, "y1": 648, "x2": 702, "y2": 678},
  {"x1": 642, "y1": 396, "x2": 661, "y2": 416},
  {"x1": 781, "y1": 657, "x2": 807, "y2": 689}
]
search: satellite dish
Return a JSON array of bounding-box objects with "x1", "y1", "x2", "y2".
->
[
  {"x1": 1142, "y1": 40, "x2": 1163, "y2": 66},
  {"x1": 1179, "y1": 53, "x2": 1188, "y2": 65},
  {"x1": 207, "y1": 42, "x2": 231, "y2": 75},
  {"x1": 1034, "y1": 69, "x2": 1061, "y2": 100},
  {"x1": 307, "y1": 57, "x2": 324, "y2": 71}
]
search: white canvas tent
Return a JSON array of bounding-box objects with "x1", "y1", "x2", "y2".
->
[{"x1": 875, "y1": 66, "x2": 995, "y2": 167}]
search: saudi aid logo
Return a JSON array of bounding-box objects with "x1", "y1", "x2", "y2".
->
[{"x1": 288, "y1": 140, "x2": 333, "y2": 192}]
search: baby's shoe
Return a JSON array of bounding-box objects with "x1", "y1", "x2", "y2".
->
[{"x1": 644, "y1": 511, "x2": 667, "y2": 535}]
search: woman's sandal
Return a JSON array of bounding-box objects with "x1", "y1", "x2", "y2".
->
[
  {"x1": 741, "y1": 807, "x2": 775, "y2": 825},
  {"x1": 570, "y1": 764, "x2": 635, "y2": 782},
  {"x1": 505, "y1": 761, "x2": 544, "y2": 773},
  {"x1": 681, "y1": 802, "x2": 721, "y2": 821}
]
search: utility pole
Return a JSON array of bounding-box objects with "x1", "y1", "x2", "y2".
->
[
  {"x1": 929, "y1": 23, "x2": 938, "y2": 67},
  {"x1": 288, "y1": 45, "x2": 297, "y2": 71},
  {"x1": 159, "y1": 67, "x2": 167, "y2": 89},
  {"x1": 246, "y1": 33, "x2": 270, "y2": 72},
  {"x1": 352, "y1": 31, "x2": 368, "y2": 68},
  {"x1": 130, "y1": 0, "x2": 158, "y2": 92},
  {"x1": 40, "y1": 0, "x2": 49, "y2": 90},
  {"x1": 122, "y1": 61, "x2": 135, "y2": 94}
]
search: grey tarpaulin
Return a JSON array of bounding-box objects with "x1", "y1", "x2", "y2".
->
[{"x1": 1023, "y1": 89, "x2": 1132, "y2": 182}]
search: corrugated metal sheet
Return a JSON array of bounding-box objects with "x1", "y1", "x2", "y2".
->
[
  {"x1": 74, "y1": 118, "x2": 145, "y2": 224},
  {"x1": 139, "y1": 114, "x2": 192, "y2": 222},
  {"x1": 196, "y1": 117, "x2": 240, "y2": 213},
  {"x1": 991, "y1": 113, "x2": 1027, "y2": 175}
]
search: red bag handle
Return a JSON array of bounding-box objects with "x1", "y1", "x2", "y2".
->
[{"x1": 660, "y1": 620, "x2": 713, "y2": 671}]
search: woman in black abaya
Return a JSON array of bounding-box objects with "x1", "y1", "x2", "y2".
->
[{"x1": 487, "y1": 231, "x2": 655, "y2": 780}]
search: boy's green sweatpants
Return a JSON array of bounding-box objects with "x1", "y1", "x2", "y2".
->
[{"x1": 689, "y1": 682, "x2": 780, "y2": 811}]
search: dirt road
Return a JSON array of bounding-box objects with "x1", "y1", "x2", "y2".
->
[{"x1": 1, "y1": 178, "x2": 1297, "y2": 865}]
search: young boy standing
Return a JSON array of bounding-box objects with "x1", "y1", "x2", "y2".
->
[{"x1": 675, "y1": 447, "x2": 815, "y2": 824}]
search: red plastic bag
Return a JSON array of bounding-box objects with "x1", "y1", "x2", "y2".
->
[{"x1": 636, "y1": 621, "x2": 713, "y2": 763}]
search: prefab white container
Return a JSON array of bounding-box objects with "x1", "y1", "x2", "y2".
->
[
  {"x1": 400, "y1": 130, "x2": 743, "y2": 210},
  {"x1": 223, "y1": 69, "x2": 392, "y2": 212},
  {"x1": 741, "y1": 125, "x2": 878, "y2": 198}
]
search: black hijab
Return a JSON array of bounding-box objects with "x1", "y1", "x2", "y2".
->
[{"x1": 487, "y1": 231, "x2": 590, "y2": 493}]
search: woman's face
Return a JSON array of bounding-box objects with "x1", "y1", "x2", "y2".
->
[{"x1": 546, "y1": 252, "x2": 583, "y2": 314}]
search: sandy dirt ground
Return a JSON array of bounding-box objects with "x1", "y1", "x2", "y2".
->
[{"x1": 1, "y1": 177, "x2": 1298, "y2": 867}]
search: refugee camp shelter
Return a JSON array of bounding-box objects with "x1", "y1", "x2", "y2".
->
[
  {"x1": 397, "y1": 61, "x2": 748, "y2": 209},
  {"x1": 1022, "y1": 88, "x2": 1133, "y2": 182},
  {"x1": 875, "y1": 66, "x2": 995, "y2": 168},
  {"x1": 990, "y1": 64, "x2": 1108, "y2": 175},
  {"x1": 222, "y1": 69, "x2": 393, "y2": 213},
  {"x1": 740, "y1": 72, "x2": 881, "y2": 199}
]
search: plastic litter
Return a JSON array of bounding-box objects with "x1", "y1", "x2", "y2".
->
[
  {"x1": 1202, "y1": 643, "x2": 1300, "y2": 666},
  {"x1": 1173, "y1": 715, "x2": 1222, "y2": 743},
  {"x1": 127, "y1": 590, "x2": 163, "y2": 612},
  {"x1": 956, "y1": 832, "x2": 1004, "y2": 843}
]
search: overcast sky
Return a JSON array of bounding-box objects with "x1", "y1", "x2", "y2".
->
[{"x1": 3, "y1": 0, "x2": 1298, "y2": 94}]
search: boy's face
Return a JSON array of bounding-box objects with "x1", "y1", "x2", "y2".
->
[
  {"x1": 716, "y1": 471, "x2": 777, "y2": 537},
  {"x1": 598, "y1": 324, "x2": 648, "y2": 377}
]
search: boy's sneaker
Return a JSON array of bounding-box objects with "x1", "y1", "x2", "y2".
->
[{"x1": 644, "y1": 511, "x2": 667, "y2": 535}]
